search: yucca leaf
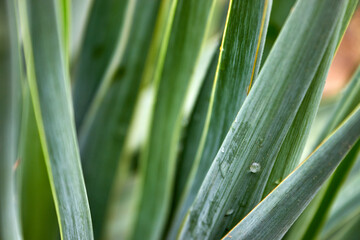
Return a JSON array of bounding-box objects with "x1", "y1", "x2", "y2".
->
[
  {"x1": 295, "y1": 65, "x2": 360, "y2": 240},
  {"x1": 320, "y1": 65, "x2": 360, "y2": 143},
  {"x1": 140, "y1": 0, "x2": 176, "y2": 87},
  {"x1": 58, "y1": 0, "x2": 70, "y2": 62},
  {"x1": 72, "y1": 0, "x2": 132, "y2": 128},
  {"x1": 19, "y1": 89, "x2": 59, "y2": 240},
  {"x1": 78, "y1": 1, "x2": 161, "y2": 238},
  {"x1": 222, "y1": 105, "x2": 360, "y2": 240},
  {"x1": 320, "y1": 162, "x2": 360, "y2": 240},
  {"x1": 286, "y1": 46, "x2": 360, "y2": 238},
  {"x1": 131, "y1": 0, "x2": 218, "y2": 239},
  {"x1": 261, "y1": 0, "x2": 296, "y2": 64},
  {"x1": 19, "y1": 0, "x2": 93, "y2": 238},
  {"x1": 70, "y1": 0, "x2": 92, "y2": 59},
  {"x1": 179, "y1": 0, "x2": 347, "y2": 238},
  {"x1": 0, "y1": 0, "x2": 22, "y2": 239},
  {"x1": 169, "y1": 0, "x2": 271, "y2": 238},
  {"x1": 324, "y1": 216, "x2": 360, "y2": 240},
  {"x1": 173, "y1": 48, "x2": 219, "y2": 212},
  {"x1": 262, "y1": 0, "x2": 358, "y2": 198}
]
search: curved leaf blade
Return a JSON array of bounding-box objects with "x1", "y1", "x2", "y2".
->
[
  {"x1": 0, "y1": 0, "x2": 22, "y2": 239},
  {"x1": 223, "y1": 105, "x2": 360, "y2": 240},
  {"x1": 320, "y1": 163, "x2": 360, "y2": 240},
  {"x1": 180, "y1": 0, "x2": 347, "y2": 238},
  {"x1": 262, "y1": 0, "x2": 358, "y2": 198},
  {"x1": 72, "y1": 0, "x2": 131, "y2": 128},
  {"x1": 169, "y1": 0, "x2": 271, "y2": 237},
  {"x1": 19, "y1": 0, "x2": 93, "y2": 238},
  {"x1": 78, "y1": 0, "x2": 161, "y2": 238},
  {"x1": 19, "y1": 88, "x2": 59, "y2": 240},
  {"x1": 132, "y1": 0, "x2": 218, "y2": 238}
]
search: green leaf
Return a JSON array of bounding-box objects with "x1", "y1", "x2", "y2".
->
[
  {"x1": 261, "y1": 0, "x2": 296, "y2": 65},
  {"x1": 19, "y1": 0, "x2": 93, "y2": 238},
  {"x1": 72, "y1": 0, "x2": 132, "y2": 128},
  {"x1": 19, "y1": 88, "x2": 59, "y2": 240},
  {"x1": 262, "y1": 0, "x2": 358, "y2": 198},
  {"x1": 300, "y1": 141, "x2": 360, "y2": 240},
  {"x1": 70, "y1": 0, "x2": 92, "y2": 59},
  {"x1": 179, "y1": 0, "x2": 347, "y2": 238},
  {"x1": 320, "y1": 65, "x2": 360, "y2": 143},
  {"x1": 0, "y1": 0, "x2": 22, "y2": 239},
  {"x1": 173, "y1": 47, "x2": 219, "y2": 213},
  {"x1": 131, "y1": 0, "x2": 218, "y2": 239},
  {"x1": 222, "y1": 105, "x2": 360, "y2": 240},
  {"x1": 169, "y1": 0, "x2": 271, "y2": 238},
  {"x1": 324, "y1": 216, "x2": 360, "y2": 240},
  {"x1": 320, "y1": 163, "x2": 360, "y2": 240},
  {"x1": 78, "y1": 0, "x2": 161, "y2": 238},
  {"x1": 287, "y1": 64, "x2": 360, "y2": 239}
]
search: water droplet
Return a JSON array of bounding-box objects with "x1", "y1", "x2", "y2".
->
[
  {"x1": 221, "y1": 147, "x2": 225, "y2": 153},
  {"x1": 275, "y1": 179, "x2": 281, "y2": 185},
  {"x1": 250, "y1": 162, "x2": 261, "y2": 173},
  {"x1": 235, "y1": 117, "x2": 238, "y2": 123},
  {"x1": 225, "y1": 209, "x2": 234, "y2": 216}
]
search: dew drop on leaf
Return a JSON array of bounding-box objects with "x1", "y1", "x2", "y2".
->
[
  {"x1": 225, "y1": 209, "x2": 234, "y2": 216},
  {"x1": 250, "y1": 162, "x2": 261, "y2": 173}
]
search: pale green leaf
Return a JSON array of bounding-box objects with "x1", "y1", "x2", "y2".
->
[
  {"x1": 180, "y1": 0, "x2": 347, "y2": 238},
  {"x1": 320, "y1": 160, "x2": 360, "y2": 240},
  {"x1": 19, "y1": 0, "x2": 93, "y2": 238},
  {"x1": 78, "y1": 1, "x2": 161, "y2": 238},
  {"x1": 262, "y1": 0, "x2": 358, "y2": 198},
  {"x1": 132, "y1": 0, "x2": 218, "y2": 239},
  {"x1": 19, "y1": 89, "x2": 59, "y2": 240},
  {"x1": 72, "y1": 0, "x2": 131, "y2": 128},
  {"x1": 169, "y1": 0, "x2": 271, "y2": 238},
  {"x1": 0, "y1": 0, "x2": 22, "y2": 239},
  {"x1": 223, "y1": 105, "x2": 360, "y2": 240}
]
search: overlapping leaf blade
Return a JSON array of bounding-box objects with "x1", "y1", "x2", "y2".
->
[
  {"x1": 223, "y1": 105, "x2": 360, "y2": 240},
  {"x1": 179, "y1": 0, "x2": 347, "y2": 238},
  {"x1": 320, "y1": 160, "x2": 360, "y2": 240},
  {"x1": 131, "y1": 0, "x2": 218, "y2": 239},
  {"x1": 0, "y1": 0, "x2": 22, "y2": 239},
  {"x1": 169, "y1": 0, "x2": 271, "y2": 238},
  {"x1": 70, "y1": 0, "x2": 92, "y2": 59},
  {"x1": 72, "y1": 0, "x2": 131, "y2": 128},
  {"x1": 290, "y1": 64, "x2": 360, "y2": 240},
  {"x1": 78, "y1": 1, "x2": 161, "y2": 238},
  {"x1": 19, "y1": 0, "x2": 93, "y2": 238},
  {"x1": 262, "y1": 0, "x2": 358, "y2": 197},
  {"x1": 19, "y1": 89, "x2": 59, "y2": 240}
]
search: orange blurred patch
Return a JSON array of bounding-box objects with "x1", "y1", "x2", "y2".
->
[{"x1": 324, "y1": 8, "x2": 360, "y2": 97}]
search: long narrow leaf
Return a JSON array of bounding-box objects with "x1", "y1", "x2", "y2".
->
[
  {"x1": 223, "y1": 106, "x2": 360, "y2": 240},
  {"x1": 19, "y1": 89, "x2": 59, "y2": 240},
  {"x1": 78, "y1": 1, "x2": 161, "y2": 238},
  {"x1": 320, "y1": 163, "x2": 360, "y2": 239},
  {"x1": 180, "y1": 0, "x2": 347, "y2": 238},
  {"x1": 262, "y1": 0, "x2": 358, "y2": 197},
  {"x1": 298, "y1": 66, "x2": 360, "y2": 240},
  {"x1": 0, "y1": 0, "x2": 22, "y2": 239},
  {"x1": 169, "y1": 0, "x2": 271, "y2": 238},
  {"x1": 132, "y1": 0, "x2": 218, "y2": 239},
  {"x1": 72, "y1": 0, "x2": 132, "y2": 128},
  {"x1": 19, "y1": 0, "x2": 93, "y2": 238}
]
